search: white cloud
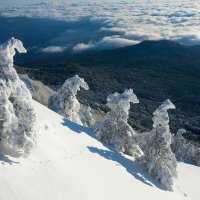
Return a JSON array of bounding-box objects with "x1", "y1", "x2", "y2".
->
[
  {"x1": 39, "y1": 46, "x2": 67, "y2": 53},
  {"x1": 73, "y1": 36, "x2": 138, "y2": 53},
  {"x1": 1, "y1": 0, "x2": 200, "y2": 47},
  {"x1": 73, "y1": 43, "x2": 94, "y2": 53}
]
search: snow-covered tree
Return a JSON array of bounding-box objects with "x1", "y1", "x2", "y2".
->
[
  {"x1": 0, "y1": 38, "x2": 37, "y2": 154},
  {"x1": 48, "y1": 75, "x2": 94, "y2": 126},
  {"x1": 142, "y1": 99, "x2": 177, "y2": 191},
  {"x1": 93, "y1": 89, "x2": 143, "y2": 157},
  {"x1": 172, "y1": 128, "x2": 200, "y2": 166}
]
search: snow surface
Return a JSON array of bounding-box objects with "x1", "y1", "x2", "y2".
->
[{"x1": 0, "y1": 100, "x2": 199, "y2": 200}]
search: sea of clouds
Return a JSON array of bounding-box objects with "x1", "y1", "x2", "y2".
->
[{"x1": 1, "y1": 0, "x2": 200, "y2": 52}]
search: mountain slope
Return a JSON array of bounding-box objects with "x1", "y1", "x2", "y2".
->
[
  {"x1": 0, "y1": 100, "x2": 199, "y2": 200},
  {"x1": 74, "y1": 40, "x2": 200, "y2": 77}
]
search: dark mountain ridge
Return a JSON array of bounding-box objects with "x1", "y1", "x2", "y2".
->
[{"x1": 72, "y1": 40, "x2": 200, "y2": 78}]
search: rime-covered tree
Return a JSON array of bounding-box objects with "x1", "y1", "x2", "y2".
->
[
  {"x1": 93, "y1": 89, "x2": 143, "y2": 157},
  {"x1": 48, "y1": 75, "x2": 94, "y2": 126},
  {"x1": 143, "y1": 99, "x2": 177, "y2": 191},
  {"x1": 172, "y1": 129, "x2": 200, "y2": 166},
  {"x1": 0, "y1": 38, "x2": 37, "y2": 154}
]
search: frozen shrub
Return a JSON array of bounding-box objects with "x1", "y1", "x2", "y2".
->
[
  {"x1": 20, "y1": 74, "x2": 54, "y2": 106},
  {"x1": 79, "y1": 104, "x2": 95, "y2": 127},
  {"x1": 195, "y1": 148, "x2": 200, "y2": 166},
  {"x1": 171, "y1": 129, "x2": 187, "y2": 162}
]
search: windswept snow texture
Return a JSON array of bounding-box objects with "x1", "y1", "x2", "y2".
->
[{"x1": 0, "y1": 101, "x2": 199, "y2": 200}]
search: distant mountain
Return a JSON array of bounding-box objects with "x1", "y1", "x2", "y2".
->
[
  {"x1": 17, "y1": 40, "x2": 200, "y2": 143},
  {"x1": 73, "y1": 40, "x2": 200, "y2": 78}
]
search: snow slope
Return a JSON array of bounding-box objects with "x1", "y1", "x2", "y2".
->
[{"x1": 0, "y1": 100, "x2": 199, "y2": 200}]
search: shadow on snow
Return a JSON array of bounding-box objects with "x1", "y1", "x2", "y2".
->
[
  {"x1": 0, "y1": 141, "x2": 21, "y2": 165},
  {"x1": 87, "y1": 146, "x2": 166, "y2": 190},
  {"x1": 61, "y1": 117, "x2": 166, "y2": 191},
  {"x1": 61, "y1": 118, "x2": 95, "y2": 137}
]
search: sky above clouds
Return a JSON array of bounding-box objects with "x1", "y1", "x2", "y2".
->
[{"x1": 1, "y1": 0, "x2": 200, "y2": 52}]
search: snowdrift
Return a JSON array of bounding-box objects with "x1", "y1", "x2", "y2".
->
[{"x1": 0, "y1": 100, "x2": 199, "y2": 200}]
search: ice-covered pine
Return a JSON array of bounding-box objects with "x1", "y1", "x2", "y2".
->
[
  {"x1": 93, "y1": 89, "x2": 143, "y2": 157},
  {"x1": 0, "y1": 38, "x2": 37, "y2": 154},
  {"x1": 48, "y1": 75, "x2": 94, "y2": 127},
  {"x1": 143, "y1": 99, "x2": 177, "y2": 191},
  {"x1": 172, "y1": 128, "x2": 200, "y2": 166}
]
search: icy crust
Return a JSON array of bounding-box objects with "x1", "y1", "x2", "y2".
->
[
  {"x1": 140, "y1": 99, "x2": 177, "y2": 191},
  {"x1": 48, "y1": 75, "x2": 94, "y2": 127},
  {"x1": 0, "y1": 38, "x2": 37, "y2": 154},
  {"x1": 93, "y1": 89, "x2": 142, "y2": 157}
]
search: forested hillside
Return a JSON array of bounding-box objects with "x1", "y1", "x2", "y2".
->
[{"x1": 17, "y1": 40, "x2": 200, "y2": 142}]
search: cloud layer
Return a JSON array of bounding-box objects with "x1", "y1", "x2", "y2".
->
[
  {"x1": 73, "y1": 36, "x2": 138, "y2": 52},
  {"x1": 1, "y1": 0, "x2": 200, "y2": 51},
  {"x1": 39, "y1": 46, "x2": 67, "y2": 53}
]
